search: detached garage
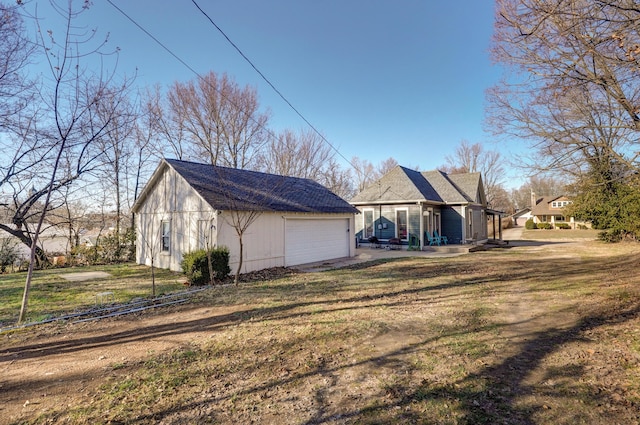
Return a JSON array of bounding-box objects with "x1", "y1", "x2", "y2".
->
[{"x1": 132, "y1": 159, "x2": 359, "y2": 274}]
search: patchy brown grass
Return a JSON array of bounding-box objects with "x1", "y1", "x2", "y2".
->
[{"x1": 2, "y1": 239, "x2": 640, "y2": 424}]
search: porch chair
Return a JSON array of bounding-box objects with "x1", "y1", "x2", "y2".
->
[
  {"x1": 425, "y1": 231, "x2": 440, "y2": 246},
  {"x1": 434, "y1": 230, "x2": 448, "y2": 245}
]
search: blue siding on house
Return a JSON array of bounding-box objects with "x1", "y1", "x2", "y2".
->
[{"x1": 441, "y1": 206, "x2": 463, "y2": 244}]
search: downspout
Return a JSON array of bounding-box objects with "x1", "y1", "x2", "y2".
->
[{"x1": 378, "y1": 204, "x2": 382, "y2": 239}]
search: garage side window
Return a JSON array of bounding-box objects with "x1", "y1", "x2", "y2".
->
[{"x1": 161, "y1": 220, "x2": 171, "y2": 252}]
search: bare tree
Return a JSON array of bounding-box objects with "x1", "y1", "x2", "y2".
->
[
  {"x1": 320, "y1": 157, "x2": 355, "y2": 200},
  {"x1": 135, "y1": 207, "x2": 162, "y2": 297},
  {"x1": 255, "y1": 128, "x2": 353, "y2": 197},
  {"x1": 510, "y1": 175, "x2": 567, "y2": 210},
  {"x1": 208, "y1": 166, "x2": 287, "y2": 286},
  {"x1": 441, "y1": 140, "x2": 506, "y2": 208},
  {"x1": 142, "y1": 84, "x2": 188, "y2": 161},
  {"x1": 350, "y1": 156, "x2": 399, "y2": 193},
  {"x1": 488, "y1": 0, "x2": 640, "y2": 180},
  {"x1": 129, "y1": 89, "x2": 162, "y2": 229},
  {"x1": 257, "y1": 129, "x2": 331, "y2": 178},
  {"x1": 0, "y1": 1, "x2": 34, "y2": 131},
  {"x1": 9, "y1": 1, "x2": 133, "y2": 323},
  {"x1": 167, "y1": 71, "x2": 270, "y2": 168}
]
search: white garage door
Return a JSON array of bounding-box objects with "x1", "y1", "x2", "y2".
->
[{"x1": 285, "y1": 218, "x2": 349, "y2": 266}]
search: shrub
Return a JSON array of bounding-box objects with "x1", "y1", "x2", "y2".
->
[
  {"x1": 0, "y1": 238, "x2": 20, "y2": 273},
  {"x1": 537, "y1": 222, "x2": 553, "y2": 230},
  {"x1": 525, "y1": 218, "x2": 537, "y2": 230},
  {"x1": 181, "y1": 247, "x2": 230, "y2": 286},
  {"x1": 556, "y1": 222, "x2": 571, "y2": 229},
  {"x1": 598, "y1": 229, "x2": 623, "y2": 243}
]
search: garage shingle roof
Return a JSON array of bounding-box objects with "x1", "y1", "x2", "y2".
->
[{"x1": 166, "y1": 159, "x2": 359, "y2": 214}]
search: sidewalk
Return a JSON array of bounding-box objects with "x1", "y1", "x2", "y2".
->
[
  {"x1": 294, "y1": 246, "x2": 468, "y2": 273},
  {"x1": 501, "y1": 225, "x2": 525, "y2": 241}
]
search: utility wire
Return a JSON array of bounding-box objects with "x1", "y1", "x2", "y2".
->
[
  {"x1": 105, "y1": 0, "x2": 279, "y2": 153},
  {"x1": 189, "y1": 0, "x2": 357, "y2": 172},
  {"x1": 106, "y1": 0, "x2": 362, "y2": 178}
]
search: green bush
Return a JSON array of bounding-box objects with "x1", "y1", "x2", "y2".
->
[
  {"x1": 0, "y1": 238, "x2": 20, "y2": 273},
  {"x1": 525, "y1": 218, "x2": 537, "y2": 230},
  {"x1": 598, "y1": 229, "x2": 623, "y2": 243},
  {"x1": 181, "y1": 247, "x2": 230, "y2": 286},
  {"x1": 537, "y1": 222, "x2": 553, "y2": 230},
  {"x1": 556, "y1": 222, "x2": 571, "y2": 229}
]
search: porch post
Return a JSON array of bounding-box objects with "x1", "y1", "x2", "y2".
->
[{"x1": 492, "y1": 214, "x2": 496, "y2": 239}]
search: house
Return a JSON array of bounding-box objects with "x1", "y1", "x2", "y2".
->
[
  {"x1": 350, "y1": 165, "x2": 500, "y2": 247},
  {"x1": 529, "y1": 193, "x2": 577, "y2": 228},
  {"x1": 132, "y1": 159, "x2": 359, "y2": 273},
  {"x1": 510, "y1": 208, "x2": 533, "y2": 226}
]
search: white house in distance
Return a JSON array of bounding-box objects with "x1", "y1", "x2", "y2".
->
[{"x1": 132, "y1": 159, "x2": 359, "y2": 274}]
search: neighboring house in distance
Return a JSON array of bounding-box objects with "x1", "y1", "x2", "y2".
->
[
  {"x1": 350, "y1": 165, "x2": 500, "y2": 246},
  {"x1": 530, "y1": 193, "x2": 576, "y2": 227},
  {"x1": 510, "y1": 208, "x2": 533, "y2": 226},
  {"x1": 132, "y1": 159, "x2": 359, "y2": 273}
]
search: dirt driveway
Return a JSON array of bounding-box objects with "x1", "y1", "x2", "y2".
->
[{"x1": 2, "y1": 302, "x2": 242, "y2": 422}]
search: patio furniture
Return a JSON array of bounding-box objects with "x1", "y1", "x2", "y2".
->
[
  {"x1": 387, "y1": 237, "x2": 402, "y2": 250},
  {"x1": 434, "y1": 230, "x2": 448, "y2": 245},
  {"x1": 367, "y1": 236, "x2": 382, "y2": 249},
  {"x1": 425, "y1": 231, "x2": 440, "y2": 246}
]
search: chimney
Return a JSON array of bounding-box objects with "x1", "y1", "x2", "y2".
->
[{"x1": 530, "y1": 191, "x2": 536, "y2": 208}]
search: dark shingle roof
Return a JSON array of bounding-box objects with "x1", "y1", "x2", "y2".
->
[
  {"x1": 351, "y1": 165, "x2": 483, "y2": 205},
  {"x1": 166, "y1": 159, "x2": 358, "y2": 214},
  {"x1": 350, "y1": 166, "x2": 442, "y2": 203},
  {"x1": 447, "y1": 173, "x2": 483, "y2": 203}
]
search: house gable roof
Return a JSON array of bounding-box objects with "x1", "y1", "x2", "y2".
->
[
  {"x1": 350, "y1": 166, "x2": 442, "y2": 204},
  {"x1": 350, "y1": 165, "x2": 485, "y2": 206},
  {"x1": 135, "y1": 159, "x2": 359, "y2": 214},
  {"x1": 530, "y1": 195, "x2": 570, "y2": 216},
  {"x1": 447, "y1": 173, "x2": 485, "y2": 204}
]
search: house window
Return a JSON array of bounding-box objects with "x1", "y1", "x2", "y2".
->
[
  {"x1": 161, "y1": 220, "x2": 170, "y2": 252},
  {"x1": 363, "y1": 209, "x2": 374, "y2": 239},
  {"x1": 396, "y1": 209, "x2": 408, "y2": 240}
]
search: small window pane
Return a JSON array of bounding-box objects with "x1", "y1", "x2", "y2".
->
[
  {"x1": 364, "y1": 210, "x2": 374, "y2": 238},
  {"x1": 161, "y1": 221, "x2": 170, "y2": 252},
  {"x1": 397, "y1": 210, "x2": 408, "y2": 239}
]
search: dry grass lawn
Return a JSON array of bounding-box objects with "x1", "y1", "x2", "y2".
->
[{"x1": 1, "y1": 238, "x2": 640, "y2": 424}]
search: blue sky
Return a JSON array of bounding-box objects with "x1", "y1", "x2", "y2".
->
[{"x1": 28, "y1": 1, "x2": 522, "y2": 185}]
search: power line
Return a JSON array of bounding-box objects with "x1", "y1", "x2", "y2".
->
[
  {"x1": 105, "y1": 0, "x2": 280, "y2": 157},
  {"x1": 105, "y1": 0, "x2": 362, "y2": 179},
  {"x1": 189, "y1": 0, "x2": 355, "y2": 169}
]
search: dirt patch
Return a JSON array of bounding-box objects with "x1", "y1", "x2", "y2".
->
[{"x1": 58, "y1": 271, "x2": 112, "y2": 282}]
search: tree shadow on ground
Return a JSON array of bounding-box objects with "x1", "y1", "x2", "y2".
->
[{"x1": 4, "y1": 249, "x2": 640, "y2": 424}]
